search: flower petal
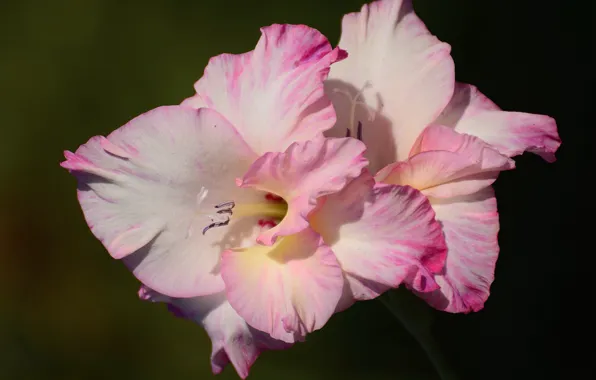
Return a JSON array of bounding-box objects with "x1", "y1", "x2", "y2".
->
[
  {"x1": 221, "y1": 229, "x2": 344, "y2": 343},
  {"x1": 180, "y1": 93, "x2": 208, "y2": 109},
  {"x1": 375, "y1": 151, "x2": 477, "y2": 199},
  {"x1": 325, "y1": 0, "x2": 455, "y2": 170},
  {"x1": 415, "y1": 188, "x2": 500, "y2": 313},
  {"x1": 434, "y1": 83, "x2": 561, "y2": 162},
  {"x1": 310, "y1": 173, "x2": 446, "y2": 302},
  {"x1": 139, "y1": 287, "x2": 289, "y2": 379},
  {"x1": 61, "y1": 106, "x2": 260, "y2": 297},
  {"x1": 377, "y1": 125, "x2": 515, "y2": 198},
  {"x1": 186, "y1": 24, "x2": 346, "y2": 155},
  {"x1": 237, "y1": 137, "x2": 367, "y2": 245}
]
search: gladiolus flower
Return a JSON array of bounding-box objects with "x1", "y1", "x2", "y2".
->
[
  {"x1": 325, "y1": 0, "x2": 560, "y2": 312},
  {"x1": 62, "y1": 22, "x2": 447, "y2": 377}
]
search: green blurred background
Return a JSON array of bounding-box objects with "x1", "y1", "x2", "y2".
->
[{"x1": 0, "y1": 0, "x2": 589, "y2": 379}]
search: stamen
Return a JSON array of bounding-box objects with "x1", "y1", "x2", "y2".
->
[
  {"x1": 202, "y1": 219, "x2": 231, "y2": 235},
  {"x1": 198, "y1": 195, "x2": 287, "y2": 236},
  {"x1": 203, "y1": 200, "x2": 235, "y2": 235},
  {"x1": 332, "y1": 81, "x2": 377, "y2": 141},
  {"x1": 215, "y1": 201, "x2": 235, "y2": 209}
]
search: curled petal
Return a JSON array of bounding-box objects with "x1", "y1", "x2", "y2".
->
[
  {"x1": 61, "y1": 106, "x2": 260, "y2": 297},
  {"x1": 310, "y1": 173, "x2": 447, "y2": 303},
  {"x1": 237, "y1": 137, "x2": 367, "y2": 245},
  {"x1": 376, "y1": 151, "x2": 479, "y2": 199},
  {"x1": 221, "y1": 229, "x2": 344, "y2": 343},
  {"x1": 186, "y1": 24, "x2": 346, "y2": 154},
  {"x1": 139, "y1": 287, "x2": 289, "y2": 379},
  {"x1": 434, "y1": 83, "x2": 561, "y2": 162},
  {"x1": 377, "y1": 125, "x2": 515, "y2": 198},
  {"x1": 416, "y1": 188, "x2": 500, "y2": 313},
  {"x1": 326, "y1": 0, "x2": 455, "y2": 170}
]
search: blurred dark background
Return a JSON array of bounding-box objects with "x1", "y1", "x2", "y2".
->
[{"x1": 0, "y1": 0, "x2": 591, "y2": 379}]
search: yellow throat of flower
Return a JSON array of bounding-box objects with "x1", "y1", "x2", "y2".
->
[{"x1": 234, "y1": 202, "x2": 288, "y2": 220}]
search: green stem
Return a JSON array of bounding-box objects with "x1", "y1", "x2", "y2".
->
[{"x1": 379, "y1": 289, "x2": 459, "y2": 380}]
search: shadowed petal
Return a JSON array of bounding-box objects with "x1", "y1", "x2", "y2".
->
[{"x1": 326, "y1": 0, "x2": 455, "y2": 170}]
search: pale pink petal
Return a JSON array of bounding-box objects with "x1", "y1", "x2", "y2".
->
[
  {"x1": 376, "y1": 151, "x2": 476, "y2": 198},
  {"x1": 237, "y1": 137, "x2": 367, "y2": 245},
  {"x1": 186, "y1": 24, "x2": 346, "y2": 155},
  {"x1": 310, "y1": 173, "x2": 446, "y2": 302},
  {"x1": 220, "y1": 229, "x2": 344, "y2": 343},
  {"x1": 180, "y1": 93, "x2": 208, "y2": 109},
  {"x1": 325, "y1": 0, "x2": 455, "y2": 170},
  {"x1": 377, "y1": 125, "x2": 515, "y2": 198},
  {"x1": 139, "y1": 287, "x2": 289, "y2": 379},
  {"x1": 415, "y1": 188, "x2": 500, "y2": 313},
  {"x1": 434, "y1": 83, "x2": 561, "y2": 162},
  {"x1": 61, "y1": 106, "x2": 261, "y2": 298}
]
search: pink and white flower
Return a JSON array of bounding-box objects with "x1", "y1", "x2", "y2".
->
[
  {"x1": 62, "y1": 23, "x2": 447, "y2": 377},
  {"x1": 325, "y1": 0, "x2": 561, "y2": 313}
]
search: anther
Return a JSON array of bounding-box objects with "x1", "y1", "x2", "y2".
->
[
  {"x1": 356, "y1": 121, "x2": 363, "y2": 141},
  {"x1": 203, "y1": 219, "x2": 230, "y2": 235},
  {"x1": 215, "y1": 201, "x2": 235, "y2": 209},
  {"x1": 202, "y1": 219, "x2": 231, "y2": 235},
  {"x1": 202, "y1": 200, "x2": 235, "y2": 235},
  {"x1": 331, "y1": 81, "x2": 376, "y2": 140}
]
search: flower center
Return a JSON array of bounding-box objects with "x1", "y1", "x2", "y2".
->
[
  {"x1": 332, "y1": 81, "x2": 377, "y2": 142},
  {"x1": 192, "y1": 187, "x2": 288, "y2": 236}
]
